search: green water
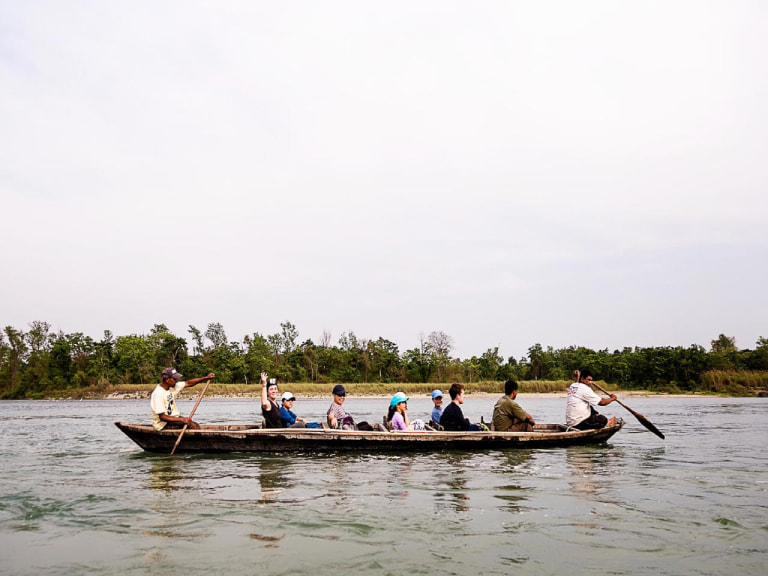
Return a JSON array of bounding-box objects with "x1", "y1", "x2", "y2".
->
[{"x1": 1, "y1": 397, "x2": 766, "y2": 575}]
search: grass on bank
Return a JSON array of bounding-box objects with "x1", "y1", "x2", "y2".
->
[
  {"x1": 48, "y1": 380, "x2": 570, "y2": 399},
  {"x1": 34, "y1": 370, "x2": 768, "y2": 399},
  {"x1": 698, "y1": 370, "x2": 768, "y2": 395}
]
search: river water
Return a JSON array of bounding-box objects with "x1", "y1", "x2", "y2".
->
[{"x1": 0, "y1": 396, "x2": 766, "y2": 575}]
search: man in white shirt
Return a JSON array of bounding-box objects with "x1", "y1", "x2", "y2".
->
[
  {"x1": 150, "y1": 367, "x2": 215, "y2": 431},
  {"x1": 565, "y1": 369, "x2": 617, "y2": 429}
]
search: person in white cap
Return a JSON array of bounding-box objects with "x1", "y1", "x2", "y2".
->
[
  {"x1": 279, "y1": 392, "x2": 307, "y2": 428},
  {"x1": 150, "y1": 367, "x2": 215, "y2": 431}
]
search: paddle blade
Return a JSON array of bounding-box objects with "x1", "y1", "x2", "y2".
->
[
  {"x1": 623, "y1": 403, "x2": 665, "y2": 439},
  {"x1": 635, "y1": 413, "x2": 665, "y2": 439}
]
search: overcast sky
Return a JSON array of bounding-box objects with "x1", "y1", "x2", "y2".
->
[{"x1": 1, "y1": 1, "x2": 766, "y2": 359}]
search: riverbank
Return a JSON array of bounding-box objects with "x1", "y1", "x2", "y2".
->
[
  {"x1": 16, "y1": 379, "x2": 763, "y2": 400},
  {"x1": 97, "y1": 390, "x2": 718, "y2": 400}
]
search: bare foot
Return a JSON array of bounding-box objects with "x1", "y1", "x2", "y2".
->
[{"x1": 607, "y1": 416, "x2": 617, "y2": 426}]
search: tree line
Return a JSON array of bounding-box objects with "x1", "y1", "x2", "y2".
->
[{"x1": 1, "y1": 321, "x2": 767, "y2": 399}]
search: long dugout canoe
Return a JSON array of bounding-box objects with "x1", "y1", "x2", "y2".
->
[{"x1": 115, "y1": 421, "x2": 624, "y2": 453}]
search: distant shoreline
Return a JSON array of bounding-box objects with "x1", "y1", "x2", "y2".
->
[{"x1": 87, "y1": 390, "x2": 719, "y2": 400}]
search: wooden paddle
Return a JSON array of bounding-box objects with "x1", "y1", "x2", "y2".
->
[
  {"x1": 590, "y1": 381, "x2": 665, "y2": 439},
  {"x1": 170, "y1": 380, "x2": 211, "y2": 455}
]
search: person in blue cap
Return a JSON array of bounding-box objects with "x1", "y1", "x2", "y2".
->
[
  {"x1": 430, "y1": 389, "x2": 444, "y2": 425},
  {"x1": 387, "y1": 392, "x2": 425, "y2": 431}
]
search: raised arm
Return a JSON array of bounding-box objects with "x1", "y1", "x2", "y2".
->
[
  {"x1": 184, "y1": 373, "x2": 215, "y2": 388},
  {"x1": 260, "y1": 372, "x2": 272, "y2": 411}
]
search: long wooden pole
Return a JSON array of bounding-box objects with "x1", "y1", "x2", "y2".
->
[
  {"x1": 591, "y1": 381, "x2": 665, "y2": 439},
  {"x1": 170, "y1": 380, "x2": 211, "y2": 455}
]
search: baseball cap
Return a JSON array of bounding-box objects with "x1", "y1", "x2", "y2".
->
[
  {"x1": 332, "y1": 384, "x2": 346, "y2": 396},
  {"x1": 431, "y1": 389, "x2": 443, "y2": 399},
  {"x1": 281, "y1": 392, "x2": 296, "y2": 402},
  {"x1": 390, "y1": 392, "x2": 408, "y2": 407},
  {"x1": 161, "y1": 367, "x2": 183, "y2": 381}
]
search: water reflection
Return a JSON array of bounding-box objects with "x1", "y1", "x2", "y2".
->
[
  {"x1": 386, "y1": 456, "x2": 413, "y2": 499},
  {"x1": 563, "y1": 447, "x2": 627, "y2": 531},
  {"x1": 147, "y1": 457, "x2": 183, "y2": 493},
  {"x1": 492, "y1": 451, "x2": 534, "y2": 514},
  {"x1": 433, "y1": 453, "x2": 475, "y2": 513},
  {"x1": 256, "y1": 455, "x2": 295, "y2": 501},
  {"x1": 567, "y1": 449, "x2": 600, "y2": 496}
]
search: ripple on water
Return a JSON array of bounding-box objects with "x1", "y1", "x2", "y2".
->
[{"x1": 1, "y1": 397, "x2": 767, "y2": 576}]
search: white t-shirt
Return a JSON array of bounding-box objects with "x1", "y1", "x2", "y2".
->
[
  {"x1": 150, "y1": 381, "x2": 187, "y2": 430},
  {"x1": 565, "y1": 381, "x2": 602, "y2": 426}
]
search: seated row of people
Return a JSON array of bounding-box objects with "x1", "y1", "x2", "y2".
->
[
  {"x1": 259, "y1": 371, "x2": 616, "y2": 432},
  {"x1": 258, "y1": 375, "x2": 535, "y2": 433}
]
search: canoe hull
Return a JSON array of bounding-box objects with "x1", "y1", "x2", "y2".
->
[{"x1": 115, "y1": 421, "x2": 623, "y2": 453}]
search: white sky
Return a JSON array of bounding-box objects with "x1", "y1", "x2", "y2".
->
[{"x1": 1, "y1": 1, "x2": 766, "y2": 359}]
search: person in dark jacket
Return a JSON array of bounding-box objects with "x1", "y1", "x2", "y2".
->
[{"x1": 440, "y1": 383, "x2": 482, "y2": 431}]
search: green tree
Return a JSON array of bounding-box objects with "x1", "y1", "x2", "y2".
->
[
  {"x1": 710, "y1": 334, "x2": 738, "y2": 371},
  {"x1": 205, "y1": 322, "x2": 228, "y2": 349},
  {"x1": 427, "y1": 331, "x2": 454, "y2": 382},
  {"x1": 746, "y1": 337, "x2": 768, "y2": 370},
  {"x1": 23, "y1": 321, "x2": 54, "y2": 392},
  {"x1": 2, "y1": 327, "x2": 28, "y2": 397},
  {"x1": 114, "y1": 334, "x2": 154, "y2": 384},
  {"x1": 280, "y1": 321, "x2": 299, "y2": 354},
  {"x1": 369, "y1": 337, "x2": 401, "y2": 382},
  {"x1": 477, "y1": 347, "x2": 503, "y2": 381},
  {"x1": 243, "y1": 333, "x2": 274, "y2": 378},
  {"x1": 403, "y1": 334, "x2": 433, "y2": 383},
  {"x1": 49, "y1": 337, "x2": 73, "y2": 388}
]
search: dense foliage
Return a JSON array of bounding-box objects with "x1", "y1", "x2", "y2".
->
[{"x1": 1, "y1": 322, "x2": 767, "y2": 398}]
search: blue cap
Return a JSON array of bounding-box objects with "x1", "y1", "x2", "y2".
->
[
  {"x1": 332, "y1": 384, "x2": 346, "y2": 396},
  {"x1": 431, "y1": 389, "x2": 443, "y2": 399},
  {"x1": 390, "y1": 392, "x2": 408, "y2": 407}
]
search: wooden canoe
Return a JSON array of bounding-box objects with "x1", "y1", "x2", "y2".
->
[{"x1": 115, "y1": 421, "x2": 624, "y2": 453}]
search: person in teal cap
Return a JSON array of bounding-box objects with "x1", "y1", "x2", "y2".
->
[{"x1": 387, "y1": 392, "x2": 425, "y2": 431}]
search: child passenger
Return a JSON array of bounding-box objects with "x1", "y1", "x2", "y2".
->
[{"x1": 387, "y1": 392, "x2": 425, "y2": 431}]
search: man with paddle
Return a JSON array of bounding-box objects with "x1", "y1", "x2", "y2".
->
[
  {"x1": 566, "y1": 369, "x2": 618, "y2": 430},
  {"x1": 150, "y1": 367, "x2": 215, "y2": 431}
]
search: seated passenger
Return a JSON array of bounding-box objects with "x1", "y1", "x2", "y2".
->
[
  {"x1": 439, "y1": 383, "x2": 482, "y2": 431},
  {"x1": 260, "y1": 372, "x2": 283, "y2": 429},
  {"x1": 327, "y1": 384, "x2": 353, "y2": 429},
  {"x1": 280, "y1": 392, "x2": 321, "y2": 429},
  {"x1": 492, "y1": 379, "x2": 536, "y2": 432},
  {"x1": 430, "y1": 389, "x2": 444, "y2": 424},
  {"x1": 280, "y1": 392, "x2": 306, "y2": 428},
  {"x1": 387, "y1": 392, "x2": 425, "y2": 431}
]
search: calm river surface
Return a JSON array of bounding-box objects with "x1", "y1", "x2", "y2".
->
[{"x1": 1, "y1": 396, "x2": 766, "y2": 575}]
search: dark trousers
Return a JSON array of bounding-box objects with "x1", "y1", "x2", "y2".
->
[{"x1": 574, "y1": 406, "x2": 608, "y2": 430}]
